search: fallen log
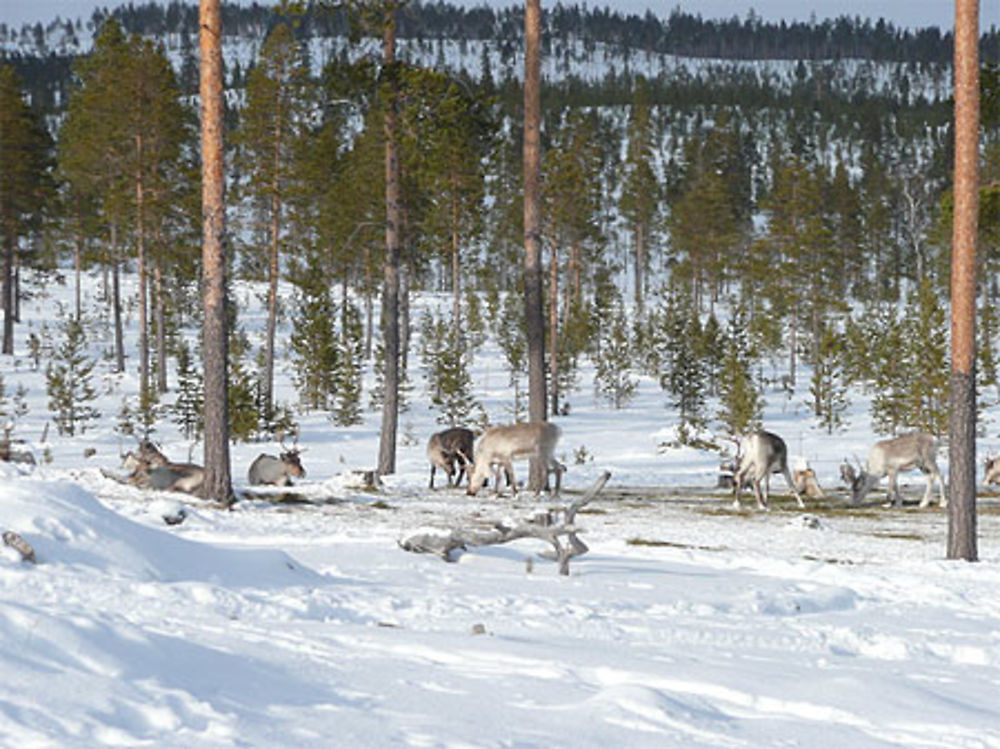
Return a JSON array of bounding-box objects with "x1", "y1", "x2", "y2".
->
[{"x1": 399, "y1": 470, "x2": 611, "y2": 575}]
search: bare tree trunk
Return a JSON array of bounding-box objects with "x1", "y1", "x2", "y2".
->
[
  {"x1": 364, "y1": 246, "x2": 373, "y2": 360},
  {"x1": 264, "y1": 93, "x2": 283, "y2": 419},
  {"x1": 1, "y1": 231, "x2": 12, "y2": 355},
  {"x1": 136, "y1": 133, "x2": 150, "y2": 400},
  {"x1": 74, "y1": 208, "x2": 83, "y2": 321},
  {"x1": 634, "y1": 223, "x2": 644, "y2": 313},
  {"x1": 199, "y1": 0, "x2": 233, "y2": 506},
  {"x1": 377, "y1": 5, "x2": 401, "y2": 477},
  {"x1": 112, "y1": 223, "x2": 125, "y2": 373},
  {"x1": 451, "y1": 192, "x2": 461, "y2": 335},
  {"x1": 154, "y1": 259, "x2": 167, "y2": 394},
  {"x1": 948, "y1": 0, "x2": 979, "y2": 562},
  {"x1": 524, "y1": 0, "x2": 547, "y2": 491},
  {"x1": 400, "y1": 260, "x2": 410, "y2": 375},
  {"x1": 549, "y1": 243, "x2": 559, "y2": 417}
]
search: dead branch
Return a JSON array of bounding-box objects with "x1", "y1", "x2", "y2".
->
[{"x1": 399, "y1": 471, "x2": 611, "y2": 575}]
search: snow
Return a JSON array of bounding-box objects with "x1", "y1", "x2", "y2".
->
[{"x1": 2, "y1": 271, "x2": 1000, "y2": 748}]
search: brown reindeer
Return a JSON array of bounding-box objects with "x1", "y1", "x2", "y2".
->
[{"x1": 427, "y1": 427, "x2": 475, "y2": 488}]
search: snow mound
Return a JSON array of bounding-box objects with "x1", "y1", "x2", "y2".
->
[{"x1": 0, "y1": 477, "x2": 323, "y2": 587}]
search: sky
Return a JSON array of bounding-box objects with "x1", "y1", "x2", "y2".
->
[{"x1": 0, "y1": 0, "x2": 994, "y2": 32}]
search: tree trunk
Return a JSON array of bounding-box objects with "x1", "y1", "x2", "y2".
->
[
  {"x1": 74, "y1": 211, "x2": 83, "y2": 321},
  {"x1": 199, "y1": 0, "x2": 233, "y2": 506},
  {"x1": 634, "y1": 223, "x2": 644, "y2": 313},
  {"x1": 364, "y1": 246, "x2": 373, "y2": 360},
  {"x1": 549, "y1": 242, "x2": 560, "y2": 416},
  {"x1": 154, "y1": 259, "x2": 167, "y2": 394},
  {"x1": 451, "y1": 190, "x2": 461, "y2": 336},
  {"x1": 136, "y1": 132, "x2": 149, "y2": 400},
  {"x1": 948, "y1": 0, "x2": 979, "y2": 562},
  {"x1": 264, "y1": 92, "x2": 283, "y2": 419},
  {"x1": 524, "y1": 0, "x2": 548, "y2": 491},
  {"x1": 112, "y1": 223, "x2": 125, "y2": 373},
  {"x1": 377, "y1": 6, "x2": 401, "y2": 477},
  {"x1": 2, "y1": 230, "x2": 12, "y2": 355}
]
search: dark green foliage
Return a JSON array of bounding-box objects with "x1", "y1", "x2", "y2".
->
[
  {"x1": 228, "y1": 325, "x2": 259, "y2": 443},
  {"x1": 45, "y1": 316, "x2": 100, "y2": 436},
  {"x1": 594, "y1": 294, "x2": 637, "y2": 409},
  {"x1": 808, "y1": 321, "x2": 850, "y2": 434},
  {"x1": 173, "y1": 338, "x2": 203, "y2": 441},
  {"x1": 716, "y1": 302, "x2": 761, "y2": 437},
  {"x1": 494, "y1": 291, "x2": 527, "y2": 420},
  {"x1": 331, "y1": 302, "x2": 365, "y2": 427},
  {"x1": 419, "y1": 310, "x2": 481, "y2": 426}
]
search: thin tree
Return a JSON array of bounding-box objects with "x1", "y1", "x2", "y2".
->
[
  {"x1": 948, "y1": 0, "x2": 978, "y2": 562},
  {"x1": 376, "y1": 0, "x2": 405, "y2": 476},
  {"x1": 524, "y1": 0, "x2": 548, "y2": 491},
  {"x1": 199, "y1": 0, "x2": 233, "y2": 505}
]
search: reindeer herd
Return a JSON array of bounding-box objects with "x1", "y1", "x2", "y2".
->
[{"x1": 108, "y1": 420, "x2": 995, "y2": 511}]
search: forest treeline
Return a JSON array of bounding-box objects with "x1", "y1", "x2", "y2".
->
[{"x1": 2, "y1": 2, "x2": 1000, "y2": 451}]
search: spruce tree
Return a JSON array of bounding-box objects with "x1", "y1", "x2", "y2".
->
[
  {"x1": 45, "y1": 316, "x2": 101, "y2": 436},
  {"x1": 331, "y1": 301, "x2": 364, "y2": 427},
  {"x1": 419, "y1": 310, "x2": 481, "y2": 426}
]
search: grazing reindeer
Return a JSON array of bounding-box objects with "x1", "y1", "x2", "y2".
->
[
  {"x1": 248, "y1": 450, "x2": 306, "y2": 487},
  {"x1": 793, "y1": 465, "x2": 825, "y2": 499},
  {"x1": 984, "y1": 454, "x2": 1000, "y2": 486},
  {"x1": 427, "y1": 427, "x2": 475, "y2": 488},
  {"x1": 467, "y1": 422, "x2": 564, "y2": 497},
  {"x1": 842, "y1": 431, "x2": 946, "y2": 508},
  {"x1": 732, "y1": 430, "x2": 805, "y2": 510}
]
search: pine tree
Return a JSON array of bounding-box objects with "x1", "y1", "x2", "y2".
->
[
  {"x1": 870, "y1": 306, "x2": 909, "y2": 435},
  {"x1": 495, "y1": 290, "x2": 528, "y2": 420},
  {"x1": 0, "y1": 65, "x2": 52, "y2": 355},
  {"x1": 173, "y1": 338, "x2": 204, "y2": 440},
  {"x1": 227, "y1": 324, "x2": 259, "y2": 443},
  {"x1": 45, "y1": 316, "x2": 101, "y2": 436},
  {"x1": 808, "y1": 321, "x2": 850, "y2": 434},
  {"x1": 419, "y1": 310, "x2": 481, "y2": 426},
  {"x1": 716, "y1": 302, "x2": 762, "y2": 437},
  {"x1": 903, "y1": 277, "x2": 949, "y2": 435},
  {"x1": 331, "y1": 301, "x2": 364, "y2": 426},
  {"x1": 594, "y1": 295, "x2": 637, "y2": 409}
]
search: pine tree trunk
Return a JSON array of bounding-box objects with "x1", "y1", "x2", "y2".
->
[
  {"x1": 74, "y1": 219, "x2": 82, "y2": 321},
  {"x1": 634, "y1": 223, "x2": 644, "y2": 313},
  {"x1": 451, "y1": 191, "x2": 461, "y2": 337},
  {"x1": 155, "y1": 260, "x2": 167, "y2": 394},
  {"x1": 377, "y1": 7, "x2": 401, "y2": 477},
  {"x1": 524, "y1": 0, "x2": 548, "y2": 491},
  {"x1": 136, "y1": 133, "x2": 149, "y2": 400},
  {"x1": 549, "y1": 243, "x2": 560, "y2": 417},
  {"x1": 364, "y1": 246, "x2": 373, "y2": 360},
  {"x1": 948, "y1": 0, "x2": 979, "y2": 562},
  {"x1": 264, "y1": 94, "x2": 282, "y2": 418},
  {"x1": 112, "y1": 223, "x2": 125, "y2": 373},
  {"x1": 199, "y1": 0, "x2": 233, "y2": 505},
  {"x1": 2, "y1": 230, "x2": 12, "y2": 355}
]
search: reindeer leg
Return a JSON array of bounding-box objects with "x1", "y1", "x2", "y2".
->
[
  {"x1": 732, "y1": 469, "x2": 744, "y2": 509},
  {"x1": 936, "y1": 466, "x2": 947, "y2": 508},
  {"x1": 888, "y1": 469, "x2": 901, "y2": 506},
  {"x1": 429, "y1": 465, "x2": 436, "y2": 490},
  {"x1": 784, "y1": 467, "x2": 806, "y2": 508},
  {"x1": 753, "y1": 476, "x2": 767, "y2": 511},
  {"x1": 505, "y1": 460, "x2": 517, "y2": 496}
]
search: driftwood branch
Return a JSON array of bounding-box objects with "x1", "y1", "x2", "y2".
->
[{"x1": 399, "y1": 471, "x2": 611, "y2": 575}]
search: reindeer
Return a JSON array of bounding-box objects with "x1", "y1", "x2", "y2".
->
[
  {"x1": 248, "y1": 450, "x2": 306, "y2": 487},
  {"x1": 842, "y1": 431, "x2": 946, "y2": 508},
  {"x1": 984, "y1": 454, "x2": 1000, "y2": 486},
  {"x1": 467, "y1": 422, "x2": 564, "y2": 497},
  {"x1": 732, "y1": 430, "x2": 805, "y2": 510},
  {"x1": 427, "y1": 427, "x2": 475, "y2": 489},
  {"x1": 248, "y1": 434, "x2": 306, "y2": 487},
  {"x1": 119, "y1": 439, "x2": 204, "y2": 495}
]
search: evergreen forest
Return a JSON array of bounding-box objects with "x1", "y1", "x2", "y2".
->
[{"x1": 3, "y1": 0, "x2": 1000, "y2": 449}]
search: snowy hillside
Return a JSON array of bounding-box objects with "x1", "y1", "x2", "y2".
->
[{"x1": 1, "y1": 270, "x2": 999, "y2": 747}]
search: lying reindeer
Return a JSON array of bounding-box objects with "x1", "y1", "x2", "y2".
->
[
  {"x1": 118, "y1": 440, "x2": 204, "y2": 495},
  {"x1": 248, "y1": 447, "x2": 306, "y2": 487},
  {"x1": 467, "y1": 422, "x2": 564, "y2": 497},
  {"x1": 732, "y1": 430, "x2": 805, "y2": 510},
  {"x1": 842, "y1": 431, "x2": 946, "y2": 508},
  {"x1": 427, "y1": 427, "x2": 475, "y2": 489}
]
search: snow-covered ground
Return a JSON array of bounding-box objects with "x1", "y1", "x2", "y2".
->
[{"x1": 2, "y1": 270, "x2": 999, "y2": 748}]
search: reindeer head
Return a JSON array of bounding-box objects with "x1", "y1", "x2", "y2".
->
[
  {"x1": 984, "y1": 453, "x2": 1000, "y2": 485},
  {"x1": 280, "y1": 449, "x2": 306, "y2": 479}
]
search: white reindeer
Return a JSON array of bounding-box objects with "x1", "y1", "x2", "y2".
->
[
  {"x1": 467, "y1": 422, "x2": 564, "y2": 497},
  {"x1": 843, "y1": 431, "x2": 946, "y2": 508},
  {"x1": 732, "y1": 430, "x2": 805, "y2": 510},
  {"x1": 984, "y1": 454, "x2": 1000, "y2": 486}
]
